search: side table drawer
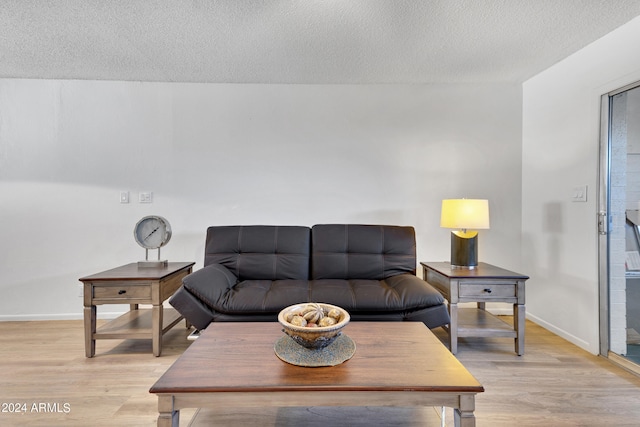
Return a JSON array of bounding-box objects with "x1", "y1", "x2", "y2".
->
[
  {"x1": 459, "y1": 282, "x2": 516, "y2": 298},
  {"x1": 92, "y1": 285, "x2": 151, "y2": 300}
]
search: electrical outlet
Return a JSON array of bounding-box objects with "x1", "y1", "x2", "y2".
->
[
  {"x1": 78, "y1": 283, "x2": 84, "y2": 298},
  {"x1": 120, "y1": 191, "x2": 129, "y2": 203},
  {"x1": 139, "y1": 192, "x2": 153, "y2": 203}
]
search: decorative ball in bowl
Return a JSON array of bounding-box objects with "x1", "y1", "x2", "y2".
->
[{"x1": 278, "y1": 302, "x2": 350, "y2": 350}]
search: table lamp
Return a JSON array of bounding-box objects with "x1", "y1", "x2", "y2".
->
[{"x1": 440, "y1": 199, "x2": 490, "y2": 268}]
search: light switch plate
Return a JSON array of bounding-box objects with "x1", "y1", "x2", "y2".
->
[
  {"x1": 572, "y1": 185, "x2": 587, "y2": 202},
  {"x1": 139, "y1": 192, "x2": 153, "y2": 203}
]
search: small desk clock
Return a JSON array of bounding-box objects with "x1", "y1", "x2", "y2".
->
[{"x1": 134, "y1": 215, "x2": 172, "y2": 267}]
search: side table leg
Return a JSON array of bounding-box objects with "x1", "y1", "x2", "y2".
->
[
  {"x1": 152, "y1": 304, "x2": 163, "y2": 357},
  {"x1": 84, "y1": 306, "x2": 96, "y2": 358},
  {"x1": 514, "y1": 303, "x2": 525, "y2": 356},
  {"x1": 449, "y1": 302, "x2": 459, "y2": 354}
]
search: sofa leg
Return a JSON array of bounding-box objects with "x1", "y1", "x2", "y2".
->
[{"x1": 187, "y1": 329, "x2": 201, "y2": 341}]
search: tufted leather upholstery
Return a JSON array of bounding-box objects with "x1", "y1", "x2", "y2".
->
[
  {"x1": 311, "y1": 224, "x2": 416, "y2": 279},
  {"x1": 204, "y1": 225, "x2": 310, "y2": 280},
  {"x1": 170, "y1": 224, "x2": 450, "y2": 331}
]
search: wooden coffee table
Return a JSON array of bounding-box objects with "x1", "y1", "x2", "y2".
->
[{"x1": 150, "y1": 322, "x2": 484, "y2": 427}]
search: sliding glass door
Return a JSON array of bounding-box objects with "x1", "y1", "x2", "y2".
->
[{"x1": 599, "y1": 81, "x2": 640, "y2": 372}]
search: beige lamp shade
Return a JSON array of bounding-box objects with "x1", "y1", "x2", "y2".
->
[{"x1": 440, "y1": 199, "x2": 490, "y2": 230}]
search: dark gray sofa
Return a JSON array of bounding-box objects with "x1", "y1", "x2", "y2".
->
[{"x1": 169, "y1": 224, "x2": 450, "y2": 330}]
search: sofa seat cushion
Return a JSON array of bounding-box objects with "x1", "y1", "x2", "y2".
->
[
  {"x1": 188, "y1": 278, "x2": 311, "y2": 314},
  {"x1": 309, "y1": 274, "x2": 445, "y2": 312},
  {"x1": 186, "y1": 272, "x2": 444, "y2": 315},
  {"x1": 222, "y1": 280, "x2": 313, "y2": 313}
]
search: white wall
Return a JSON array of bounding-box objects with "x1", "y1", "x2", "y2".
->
[
  {"x1": 0, "y1": 80, "x2": 523, "y2": 320},
  {"x1": 522, "y1": 16, "x2": 640, "y2": 354}
]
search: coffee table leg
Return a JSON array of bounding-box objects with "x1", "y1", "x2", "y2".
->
[
  {"x1": 157, "y1": 395, "x2": 179, "y2": 427},
  {"x1": 454, "y1": 394, "x2": 476, "y2": 427}
]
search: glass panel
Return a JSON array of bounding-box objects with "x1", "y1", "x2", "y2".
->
[{"x1": 607, "y1": 84, "x2": 640, "y2": 366}]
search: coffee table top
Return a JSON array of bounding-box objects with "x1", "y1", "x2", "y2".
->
[{"x1": 150, "y1": 322, "x2": 483, "y2": 394}]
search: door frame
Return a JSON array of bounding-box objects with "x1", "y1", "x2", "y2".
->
[
  {"x1": 598, "y1": 80, "x2": 640, "y2": 359},
  {"x1": 598, "y1": 92, "x2": 610, "y2": 357}
]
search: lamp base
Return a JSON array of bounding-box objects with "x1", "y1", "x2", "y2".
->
[{"x1": 450, "y1": 231, "x2": 478, "y2": 269}]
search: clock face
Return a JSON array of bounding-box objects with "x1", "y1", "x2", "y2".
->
[{"x1": 134, "y1": 216, "x2": 172, "y2": 249}]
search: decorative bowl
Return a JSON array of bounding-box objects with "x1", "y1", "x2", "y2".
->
[{"x1": 278, "y1": 303, "x2": 350, "y2": 350}]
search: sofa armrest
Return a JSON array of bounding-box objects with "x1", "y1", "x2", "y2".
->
[{"x1": 182, "y1": 263, "x2": 238, "y2": 308}]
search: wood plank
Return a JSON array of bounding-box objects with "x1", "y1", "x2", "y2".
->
[{"x1": 1, "y1": 318, "x2": 640, "y2": 426}]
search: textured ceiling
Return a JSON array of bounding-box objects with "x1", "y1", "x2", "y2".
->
[{"x1": 2, "y1": 1, "x2": 640, "y2": 84}]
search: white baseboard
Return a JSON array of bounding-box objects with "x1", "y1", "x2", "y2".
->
[
  {"x1": 461, "y1": 305, "x2": 595, "y2": 355},
  {"x1": 485, "y1": 307, "x2": 513, "y2": 316},
  {"x1": 0, "y1": 311, "x2": 126, "y2": 322},
  {"x1": 526, "y1": 312, "x2": 593, "y2": 354},
  {"x1": 0, "y1": 303, "x2": 163, "y2": 322}
]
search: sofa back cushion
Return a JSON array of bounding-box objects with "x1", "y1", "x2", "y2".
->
[
  {"x1": 311, "y1": 224, "x2": 417, "y2": 280},
  {"x1": 204, "y1": 226, "x2": 311, "y2": 281}
]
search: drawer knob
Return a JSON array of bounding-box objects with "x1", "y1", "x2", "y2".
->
[
  {"x1": 118, "y1": 290, "x2": 127, "y2": 295},
  {"x1": 484, "y1": 288, "x2": 492, "y2": 293}
]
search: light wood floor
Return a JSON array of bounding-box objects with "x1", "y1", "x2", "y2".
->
[{"x1": 1, "y1": 318, "x2": 640, "y2": 426}]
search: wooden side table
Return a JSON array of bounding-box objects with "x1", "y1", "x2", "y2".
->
[
  {"x1": 80, "y1": 262, "x2": 194, "y2": 357},
  {"x1": 421, "y1": 262, "x2": 529, "y2": 355}
]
